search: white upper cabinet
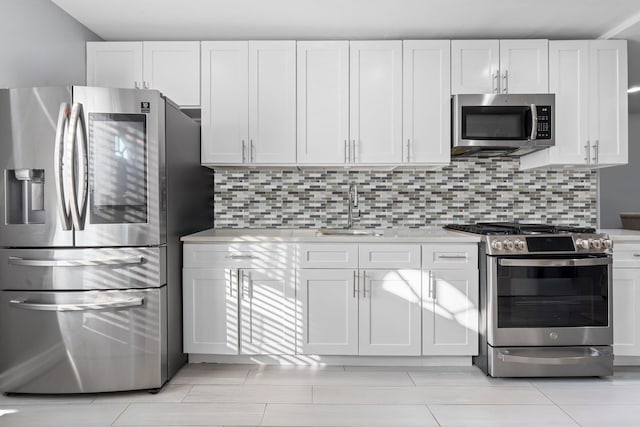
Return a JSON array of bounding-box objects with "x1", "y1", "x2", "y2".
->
[
  {"x1": 499, "y1": 40, "x2": 549, "y2": 94},
  {"x1": 142, "y1": 41, "x2": 200, "y2": 107},
  {"x1": 451, "y1": 40, "x2": 548, "y2": 94},
  {"x1": 589, "y1": 40, "x2": 628, "y2": 165},
  {"x1": 451, "y1": 40, "x2": 499, "y2": 94},
  {"x1": 87, "y1": 41, "x2": 200, "y2": 107},
  {"x1": 87, "y1": 42, "x2": 143, "y2": 90},
  {"x1": 249, "y1": 41, "x2": 297, "y2": 164},
  {"x1": 402, "y1": 40, "x2": 451, "y2": 164},
  {"x1": 520, "y1": 40, "x2": 627, "y2": 170},
  {"x1": 297, "y1": 42, "x2": 350, "y2": 164},
  {"x1": 201, "y1": 41, "x2": 296, "y2": 165},
  {"x1": 200, "y1": 42, "x2": 248, "y2": 164},
  {"x1": 350, "y1": 41, "x2": 403, "y2": 164}
]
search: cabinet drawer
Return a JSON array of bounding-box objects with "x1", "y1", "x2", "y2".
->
[
  {"x1": 297, "y1": 244, "x2": 358, "y2": 269},
  {"x1": 183, "y1": 243, "x2": 294, "y2": 269},
  {"x1": 423, "y1": 244, "x2": 478, "y2": 270},
  {"x1": 613, "y1": 243, "x2": 640, "y2": 268},
  {"x1": 359, "y1": 244, "x2": 420, "y2": 269}
]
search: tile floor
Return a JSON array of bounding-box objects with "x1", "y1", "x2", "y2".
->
[{"x1": 1, "y1": 363, "x2": 640, "y2": 426}]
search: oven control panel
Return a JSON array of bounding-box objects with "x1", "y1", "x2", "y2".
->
[{"x1": 486, "y1": 234, "x2": 612, "y2": 255}]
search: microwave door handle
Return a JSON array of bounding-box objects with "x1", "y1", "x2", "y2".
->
[{"x1": 529, "y1": 104, "x2": 538, "y2": 140}]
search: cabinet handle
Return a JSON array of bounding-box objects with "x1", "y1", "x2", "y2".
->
[
  {"x1": 250, "y1": 140, "x2": 255, "y2": 163},
  {"x1": 502, "y1": 70, "x2": 508, "y2": 93},
  {"x1": 225, "y1": 254, "x2": 256, "y2": 259},
  {"x1": 406, "y1": 139, "x2": 411, "y2": 162},
  {"x1": 633, "y1": 254, "x2": 640, "y2": 257},
  {"x1": 353, "y1": 270, "x2": 357, "y2": 298},
  {"x1": 428, "y1": 271, "x2": 437, "y2": 300},
  {"x1": 584, "y1": 141, "x2": 590, "y2": 163},
  {"x1": 239, "y1": 269, "x2": 246, "y2": 300},
  {"x1": 345, "y1": 140, "x2": 349, "y2": 163},
  {"x1": 134, "y1": 81, "x2": 140, "y2": 89},
  {"x1": 242, "y1": 140, "x2": 246, "y2": 163},
  {"x1": 493, "y1": 71, "x2": 500, "y2": 93},
  {"x1": 437, "y1": 255, "x2": 468, "y2": 260},
  {"x1": 593, "y1": 140, "x2": 599, "y2": 164},
  {"x1": 143, "y1": 81, "x2": 149, "y2": 89},
  {"x1": 362, "y1": 270, "x2": 367, "y2": 298},
  {"x1": 351, "y1": 140, "x2": 357, "y2": 163},
  {"x1": 248, "y1": 271, "x2": 253, "y2": 299}
]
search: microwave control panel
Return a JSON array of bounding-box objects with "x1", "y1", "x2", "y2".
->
[{"x1": 536, "y1": 105, "x2": 552, "y2": 139}]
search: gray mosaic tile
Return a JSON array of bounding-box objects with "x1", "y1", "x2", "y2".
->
[{"x1": 213, "y1": 158, "x2": 597, "y2": 228}]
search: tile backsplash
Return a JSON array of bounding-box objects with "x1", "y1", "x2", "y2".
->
[{"x1": 213, "y1": 157, "x2": 597, "y2": 228}]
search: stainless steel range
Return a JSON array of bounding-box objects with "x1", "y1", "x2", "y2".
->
[{"x1": 444, "y1": 222, "x2": 613, "y2": 377}]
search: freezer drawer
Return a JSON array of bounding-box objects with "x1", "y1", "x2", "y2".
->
[
  {"x1": 0, "y1": 247, "x2": 165, "y2": 291},
  {"x1": 0, "y1": 287, "x2": 167, "y2": 393}
]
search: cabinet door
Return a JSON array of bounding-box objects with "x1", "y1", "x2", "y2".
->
[
  {"x1": 183, "y1": 268, "x2": 238, "y2": 354},
  {"x1": 200, "y1": 42, "x2": 248, "y2": 164},
  {"x1": 86, "y1": 42, "x2": 142, "y2": 89},
  {"x1": 402, "y1": 40, "x2": 451, "y2": 164},
  {"x1": 613, "y1": 268, "x2": 640, "y2": 356},
  {"x1": 359, "y1": 269, "x2": 421, "y2": 355},
  {"x1": 423, "y1": 269, "x2": 478, "y2": 356},
  {"x1": 451, "y1": 40, "x2": 499, "y2": 94},
  {"x1": 249, "y1": 41, "x2": 296, "y2": 164},
  {"x1": 239, "y1": 269, "x2": 297, "y2": 354},
  {"x1": 589, "y1": 40, "x2": 628, "y2": 165},
  {"x1": 349, "y1": 41, "x2": 403, "y2": 164},
  {"x1": 546, "y1": 40, "x2": 590, "y2": 165},
  {"x1": 297, "y1": 269, "x2": 358, "y2": 355},
  {"x1": 297, "y1": 41, "x2": 349, "y2": 164},
  {"x1": 143, "y1": 41, "x2": 200, "y2": 107},
  {"x1": 499, "y1": 40, "x2": 549, "y2": 94}
]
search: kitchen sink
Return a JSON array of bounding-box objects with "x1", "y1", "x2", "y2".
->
[{"x1": 316, "y1": 228, "x2": 384, "y2": 237}]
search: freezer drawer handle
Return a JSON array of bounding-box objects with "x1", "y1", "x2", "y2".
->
[
  {"x1": 7, "y1": 256, "x2": 145, "y2": 267},
  {"x1": 9, "y1": 297, "x2": 144, "y2": 312},
  {"x1": 497, "y1": 348, "x2": 604, "y2": 366}
]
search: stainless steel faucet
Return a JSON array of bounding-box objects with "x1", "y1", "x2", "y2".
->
[{"x1": 347, "y1": 182, "x2": 358, "y2": 228}]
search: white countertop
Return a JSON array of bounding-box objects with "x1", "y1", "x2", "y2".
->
[
  {"x1": 181, "y1": 227, "x2": 482, "y2": 243},
  {"x1": 599, "y1": 228, "x2": 640, "y2": 242}
]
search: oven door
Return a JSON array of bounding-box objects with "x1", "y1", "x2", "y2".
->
[{"x1": 487, "y1": 255, "x2": 612, "y2": 347}]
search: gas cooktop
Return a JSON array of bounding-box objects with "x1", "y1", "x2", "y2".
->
[
  {"x1": 444, "y1": 222, "x2": 596, "y2": 236},
  {"x1": 444, "y1": 222, "x2": 610, "y2": 255}
]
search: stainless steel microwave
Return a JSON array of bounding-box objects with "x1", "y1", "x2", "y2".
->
[{"x1": 452, "y1": 94, "x2": 555, "y2": 157}]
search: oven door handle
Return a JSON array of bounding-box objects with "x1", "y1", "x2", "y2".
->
[
  {"x1": 499, "y1": 258, "x2": 611, "y2": 267},
  {"x1": 497, "y1": 348, "x2": 605, "y2": 366}
]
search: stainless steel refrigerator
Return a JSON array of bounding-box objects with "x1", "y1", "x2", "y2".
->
[{"x1": 0, "y1": 86, "x2": 212, "y2": 393}]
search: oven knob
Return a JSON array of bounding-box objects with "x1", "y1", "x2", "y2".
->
[
  {"x1": 603, "y1": 239, "x2": 613, "y2": 249},
  {"x1": 491, "y1": 240, "x2": 504, "y2": 251},
  {"x1": 576, "y1": 239, "x2": 590, "y2": 250},
  {"x1": 514, "y1": 239, "x2": 525, "y2": 250},
  {"x1": 505, "y1": 240, "x2": 515, "y2": 251},
  {"x1": 590, "y1": 239, "x2": 602, "y2": 249}
]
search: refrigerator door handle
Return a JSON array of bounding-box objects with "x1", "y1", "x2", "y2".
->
[
  {"x1": 7, "y1": 256, "x2": 145, "y2": 267},
  {"x1": 54, "y1": 102, "x2": 72, "y2": 230},
  {"x1": 9, "y1": 297, "x2": 144, "y2": 312},
  {"x1": 67, "y1": 102, "x2": 88, "y2": 231}
]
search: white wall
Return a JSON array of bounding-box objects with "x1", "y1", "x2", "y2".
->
[
  {"x1": 0, "y1": 0, "x2": 101, "y2": 88},
  {"x1": 599, "y1": 113, "x2": 640, "y2": 228}
]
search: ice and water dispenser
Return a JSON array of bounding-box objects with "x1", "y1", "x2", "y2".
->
[{"x1": 6, "y1": 169, "x2": 45, "y2": 224}]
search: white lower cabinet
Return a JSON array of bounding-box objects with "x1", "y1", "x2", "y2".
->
[
  {"x1": 422, "y1": 244, "x2": 479, "y2": 355},
  {"x1": 297, "y1": 269, "x2": 358, "y2": 355},
  {"x1": 184, "y1": 241, "x2": 479, "y2": 358},
  {"x1": 612, "y1": 243, "x2": 640, "y2": 357},
  {"x1": 239, "y1": 269, "x2": 297, "y2": 355},
  {"x1": 359, "y1": 269, "x2": 422, "y2": 356},
  {"x1": 183, "y1": 268, "x2": 238, "y2": 354},
  {"x1": 422, "y1": 269, "x2": 479, "y2": 355}
]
